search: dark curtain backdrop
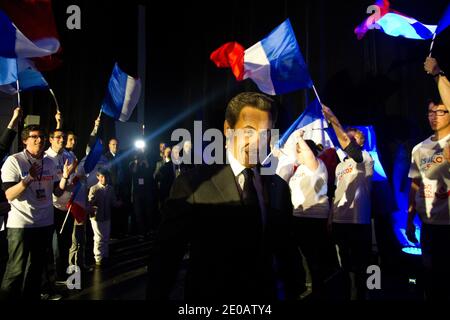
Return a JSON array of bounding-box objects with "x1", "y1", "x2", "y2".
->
[{"x1": 6, "y1": 0, "x2": 449, "y2": 175}]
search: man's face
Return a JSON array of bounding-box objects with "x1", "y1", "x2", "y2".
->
[
  {"x1": 172, "y1": 145, "x2": 181, "y2": 161},
  {"x1": 224, "y1": 106, "x2": 272, "y2": 168},
  {"x1": 428, "y1": 102, "x2": 450, "y2": 132},
  {"x1": 109, "y1": 139, "x2": 118, "y2": 154},
  {"x1": 183, "y1": 141, "x2": 192, "y2": 154},
  {"x1": 163, "y1": 147, "x2": 171, "y2": 159},
  {"x1": 97, "y1": 174, "x2": 106, "y2": 186},
  {"x1": 66, "y1": 134, "x2": 77, "y2": 149},
  {"x1": 24, "y1": 130, "x2": 45, "y2": 156},
  {"x1": 159, "y1": 143, "x2": 166, "y2": 153},
  {"x1": 49, "y1": 131, "x2": 65, "y2": 152}
]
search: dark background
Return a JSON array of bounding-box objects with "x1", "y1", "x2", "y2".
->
[{"x1": 1, "y1": 0, "x2": 449, "y2": 176}]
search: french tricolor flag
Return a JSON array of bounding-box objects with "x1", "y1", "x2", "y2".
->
[
  {"x1": 274, "y1": 99, "x2": 337, "y2": 181},
  {"x1": 0, "y1": 9, "x2": 60, "y2": 59},
  {"x1": 211, "y1": 19, "x2": 312, "y2": 95},
  {"x1": 67, "y1": 177, "x2": 88, "y2": 224},
  {"x1": 100, "y1": 63, "x2": 142, "y2": 122},
  {"x1": 376, "y1": 13, "x2": 437, "y2": 40},
  {"x1": 355, "y1": 0, "x2": 438, "y2": 40}
]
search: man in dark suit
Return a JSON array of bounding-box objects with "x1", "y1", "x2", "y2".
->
[
  {"x1": 147, "y1": 92, "x2": 302, "y2": 301},
  {"x1": 104, "y1": 138, "x2": 129, "y2": 238}
]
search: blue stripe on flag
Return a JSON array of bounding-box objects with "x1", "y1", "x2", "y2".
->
[
  {"x1": 0, "y1": 10, "x2": 17, "y2": 58},
  {"x1": 436, "y1": 4, "x2": 450, "y2": 35},
  {"x1": 84, "y1": 138, "x2": 104, "y2": 174},
  {"x1": 277, "y1": 98, "x2": 324, "y2": 148},
  {"x1": 19, "y1": 66, "x2": 48, "y2": 90},
  {"x1": 260, "y1": 19, "x2": 312, "y2": 95},
  {"x1": 101, "y1": 63, "x2": 128, "y2": 120},
  {"x1": 0, "y1": 56, "x2": 17, "y2": 85}
]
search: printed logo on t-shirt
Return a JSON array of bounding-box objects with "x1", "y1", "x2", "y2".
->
[
  {"x1": 420, "y1": 152, "x2": 444, "y2": 171},
  {"x1": 337, "y1": 164, "x2": 354, "y2": 182}
]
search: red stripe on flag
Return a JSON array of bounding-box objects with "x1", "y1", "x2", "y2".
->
[
  {"x1": 210, "y1": 42, "x2": 245, "y2": 81},
  {"x1": 69, "y1": 202, "x2": 87, "y2": 224},
  {"x1": 0, "y1": 0, "x2": 62, "y2": 70}
]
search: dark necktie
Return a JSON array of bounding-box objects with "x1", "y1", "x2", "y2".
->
[{"x1": 241, "y1": 168, "x2": 259, "y2": 207}]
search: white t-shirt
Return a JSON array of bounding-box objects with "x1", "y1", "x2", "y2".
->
[
  {"x1": 289, "y1": 159, "x2": 329, "y2": 219},
  {"x1": 1, "y1": 150, "x2": 59, "y2": 228},
  {"x1": 332, "y1": 150, "x2": 374, "y2": 224},
  {"x1": 408, "y1": 133, "x2": 450, "y2": 225},
  {"x1": 45, "y1": 147, "x2": 77, "y2": 210}
]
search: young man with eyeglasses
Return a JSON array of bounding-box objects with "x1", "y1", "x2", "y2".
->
[
  {"x1": 407, "y1": 97, "x2": 450, "y2": 300},
  {"x1": 0, "y1": 125, "x2": 76, "y2": 299},
  {"x1": 45, "y1": 128, "x2": 78, "y2": 282},
  {"x1": 45, "y1": 126, "x2": 76, "y2": 295}
]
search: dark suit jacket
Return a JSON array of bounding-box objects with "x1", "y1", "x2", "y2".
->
[
  {"x1": 147, "y1": 164, "x2": 302, "y2": 301},
  {"x1": 104, "y1": 151, "x2": 129, "y2": 200},
  {"x1": 155, "y1": 161, "x2": 176, "y2": 205}
]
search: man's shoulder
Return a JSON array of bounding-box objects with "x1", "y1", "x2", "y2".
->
[
  {"x1": 43, "y1": 155, "x2": 57, "y2": 166},
  {"x1": 90, "y1": 183, "x2": 102, "y2": 192},
  {"x1": 8, "y1": 151, "x2": 27, "y2": 165},
  {"x1": 412, "y1": 136, "x2": 434, "y2": 153},
  {"x1": 104, "y1": 151, "x2": 114, "y2": 160},
  {"x1": 362, "y1": 150, "x2": 374, "y2": 163},
  {"x1": 174, "y1": 164, "x2": 228, "y2": 187}
]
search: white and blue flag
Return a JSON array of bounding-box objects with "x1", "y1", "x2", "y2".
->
[{"x1": 101, "y1": 63, "x2": 142, "y2": 122}]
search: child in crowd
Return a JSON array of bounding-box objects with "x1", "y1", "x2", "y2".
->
[{"x1": 88, "y1": 167, "x2": 121, "y2": 266}]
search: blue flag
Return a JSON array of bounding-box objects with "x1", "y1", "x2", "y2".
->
[
  {"x1": 101, "y1": 63, "x2": 142, "y2": 122},
  {"x1": 244, "y1": 19, "x2": 313, "y2": 95},
  {"x1": 0, "y1": 9, "x2": 60, "y2": 58},
  {"x1": 277, "y1": 98, "x2": 337, "y2": 149},
  {"x1": 0, "y1": 56, "x2": 17, "y2": 85},
  {"x1": 436, "y1": 3, "x2": 450, "y2": 35},
  {"x1": 0, "y1": 59, "x2": 48, "y2": 94},
  {"x1": 84, "y1": 138, "x2": 103, "y2": 174}
]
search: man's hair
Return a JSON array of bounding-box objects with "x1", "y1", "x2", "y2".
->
[
  {"x1": 66, "y1": 131, "x2": 77, "y2": 138},
  {"x1": 304, "y1": 139, "x2": 320, "y2": 157},
  {"x1": 49, "y1": 128, "x2": 65, "y2": 139},
  {"x1": 21, "y1": 125, "x2": 44, "y2": 142},
  {"x1": 427, "y1": 98, "x2": 444, "y2": 107},
  {"x1": 96, "y1": 167, "x2": 111, "y2": 182},
  {"x1": 346, "y1": 127, "x2": 365, "y2": 146},
  {"x1": 225, "y1": 92, "x2": 277, "y2": 128}
]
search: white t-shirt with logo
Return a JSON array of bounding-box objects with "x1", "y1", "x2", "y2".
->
[
  {"x1": 289, "y1": 159, "x2": 329, "y2": 219},
  {"x1": 332, "y1": 150, "x2": 374, "y2": 224},
  {"x1": 45, "y1": 147, "x2": 77, "y2": 210},
  {"x1": 408, "y1": 133, "x2": 450, "y2": 225},
  {"x1": 1, "y1": 151, "x2": 59, "y2": 228}
]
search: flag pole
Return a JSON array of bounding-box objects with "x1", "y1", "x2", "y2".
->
[
  {"x1": 49, "y1": 88, "x2": 60, "y2": 113},
  {"x1": 262, "y1": 83, "x2": 324, "y2": 166},
  {"x1": 428, "y1": 33, "x2": 436, "y2": 57},
  {"x1": 312, "y1": 84, "x2": 322, "y2": 105},
  {"x1": 60, "y1": 205, "x2": 72, "y2": 234},
  {"x1": 16, "y1": 80, "x2": 21, "y2": 107}
]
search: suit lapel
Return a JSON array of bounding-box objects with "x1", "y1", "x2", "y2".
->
[{"x1": 210, "y1": 165, "x2": 242, "y2": 203}]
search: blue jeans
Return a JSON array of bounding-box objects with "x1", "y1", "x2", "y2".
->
[{"x1": 0, "y1": 226, "x2": 53, "y2": 300}]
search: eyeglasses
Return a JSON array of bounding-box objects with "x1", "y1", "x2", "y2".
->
[
  {"x1": 28, "y1": 134, "x2": 46, "y2": 140},
  {"x1": 428, "y1": 110, "x2": 449, "y2": 117}
]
